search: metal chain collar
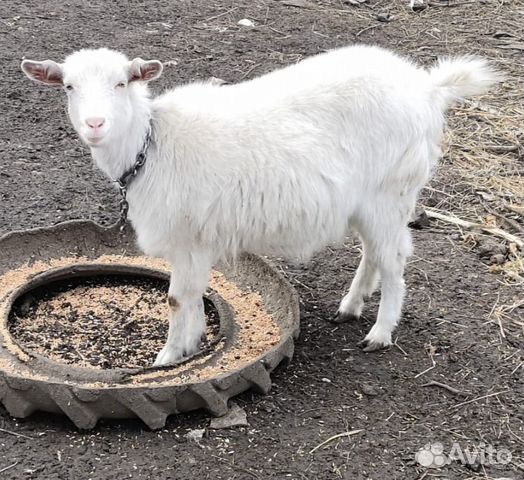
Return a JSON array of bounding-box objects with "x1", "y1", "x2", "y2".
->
[{"x1": 114, "y1": 124, "x2": 152, "y2": 231}]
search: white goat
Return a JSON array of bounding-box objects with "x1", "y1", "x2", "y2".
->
[{"x1": 21, "y1": 46, "x2": 500, "y2": 366}]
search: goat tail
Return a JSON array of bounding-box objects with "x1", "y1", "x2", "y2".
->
[{"x1": 429, "y1": 56, "x2": 503, "y2": 108}]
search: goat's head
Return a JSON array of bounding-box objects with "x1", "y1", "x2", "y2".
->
[{"x1": 21, "y1": 48, "x2": 162, "y2": 147}]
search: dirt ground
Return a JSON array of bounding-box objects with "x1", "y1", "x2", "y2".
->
[{"x1": 0, "y1": 0, "x2": 523, "y2": 479}]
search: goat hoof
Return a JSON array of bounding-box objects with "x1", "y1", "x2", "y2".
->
[
  {"x1": 358, "y1": 338, "x2": 390, "y2": 352},
  {"x1": 153, "y1": 346, "x2": 185, "y2": 366},
  {"x1": 331, "y1": 311, "x2": 360, "y2": 324}
]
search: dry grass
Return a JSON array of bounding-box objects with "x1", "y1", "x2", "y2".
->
[
  {"x1": 430, "y1": 79, "x2": 523, "y2": 280},
  {"x1": 395, "y1": 1, "x2": 524, "y2": 284},
  {"x1": 317, "y1": 1, "x2": 524, "y2": 282}
]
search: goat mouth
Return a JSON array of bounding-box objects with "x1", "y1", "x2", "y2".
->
[{"x1": 85, "y1": 135, "x2": 105, "y2": 146}]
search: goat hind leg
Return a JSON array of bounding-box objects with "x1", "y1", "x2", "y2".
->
[
  {"x1": 359, "y1": 227, "x2": 412, "y2": 352},
  {"x1": 335, "y1": 241, "x2": 379, "y2": 322}
]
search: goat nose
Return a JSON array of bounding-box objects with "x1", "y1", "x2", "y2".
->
[{"x1": 85, "y1": 117, "x2": 106, "y2": 129}]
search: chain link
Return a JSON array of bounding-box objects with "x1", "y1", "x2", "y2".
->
[{"x1": 114, "y1": 124, "x2": 152, "y2": 231}]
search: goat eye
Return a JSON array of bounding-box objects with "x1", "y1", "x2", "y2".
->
[
  {"x1": 64, "y1": 84, "x2": 74, "y2": 91},
  {"x1": 115, "y1": 82, "x2": 127, "y2": 89}
]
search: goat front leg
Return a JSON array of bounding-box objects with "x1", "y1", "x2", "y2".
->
[{"x1": 153, "y1": 250, "x2": 212, "y2": 366}]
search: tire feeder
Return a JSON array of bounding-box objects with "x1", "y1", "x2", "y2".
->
[{"x1": 0, "y1": 221, "x2": 300, "y2": 429}]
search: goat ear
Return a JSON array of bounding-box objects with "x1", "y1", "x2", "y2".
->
[
  {"x1": 128, "y1": 58, "x2": 163, "y2": 83},
  {"x1": 21, "y1": 59, "x2": 63, "y2": 86}
]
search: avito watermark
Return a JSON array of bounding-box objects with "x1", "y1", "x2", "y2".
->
[{"x1": 415, "y1": 441, "x2": 512, "y2": 469}]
